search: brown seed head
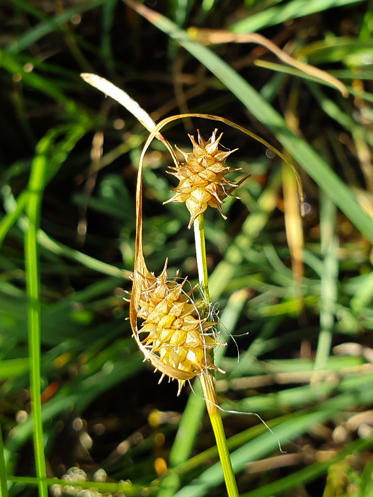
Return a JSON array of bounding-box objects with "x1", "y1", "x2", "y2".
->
[
  {"x1": 165, "y1": 129, "x2": 238, "y2": 228},
  {"x1": 131, "y1": 261, "x2": 219, "y2": 395}
]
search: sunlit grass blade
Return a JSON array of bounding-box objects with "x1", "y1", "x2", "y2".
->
[
  {"x1": 282, "y1": 163, "x2": 304, "y2": 293},
  {"x1": 37, "y1": 230, "x2": 130, "y2": 278},
  {"x1": 6, "y1": 475, "x2": 141, "y2": 496},
  {"x1": 351, "y1": 271, "x2": 373, "y2": 314},
  {"x1": 25, "y1": 132, "x2": 51, "y2": 497},
  {"x1": 296, "y1": 38, "x2": 373, "y2": 65},
  {"x1": 0, "y1": 359, "x2": 29, "y2": 379},
  {"x1": 222, "y1": 366, "x2": 370, "y2": 415},
  {"x1": 313, "y1": 192, "x2": 338, "y2": 374},
  {"x1": 230, "y1": 0, "x2": 365, "y2": 33},
  {"x1": 254, "y1": 59, "x2": 350, "y2": 94},
  {"x1": 213, "y1": 289, "x2": 248, "y2": 366}
]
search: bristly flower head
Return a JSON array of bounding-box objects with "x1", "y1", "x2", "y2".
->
[
  {"x1": 131, "y1": 261, "x2": 220, "y2": 395},
  {"x1": 165, "y1": 129, "x2": 238, "y2": 228}
]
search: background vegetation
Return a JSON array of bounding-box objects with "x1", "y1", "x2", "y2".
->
[{"x1": 1, "y1": 0, "x2": 373, "y2": 496}]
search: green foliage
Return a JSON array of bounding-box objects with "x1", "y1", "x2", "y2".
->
[{"x1": 1, "y1": 1, "x2": 373, "y2": 496}]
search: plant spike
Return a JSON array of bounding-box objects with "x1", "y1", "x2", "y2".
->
[{"x1": 165, "y1": 129, "x2": 238, "y2": 228}]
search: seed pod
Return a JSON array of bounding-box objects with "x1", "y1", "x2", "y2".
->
[
  {"x1": 165, "y1": 129, "x2": 238, "y2": 228},
  {"x1": 130, "y1": 260, "x2": 219, "y2": 395}
]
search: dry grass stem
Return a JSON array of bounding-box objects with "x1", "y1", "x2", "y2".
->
[{"x1": 188, "y1": 28, "x2": 348, "y2": 97}]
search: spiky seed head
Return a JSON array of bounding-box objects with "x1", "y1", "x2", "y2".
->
[
  {"x1": 165, "y1": 129, "x2": 238, "y2": 228},
  {"x1": 132, "y1": 261, "x2": 219, "y2": 394}
]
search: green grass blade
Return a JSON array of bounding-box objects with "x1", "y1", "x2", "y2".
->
[
  {"x1": 314, "y1": 192, "x2": 338, "y2": 372},
  {"x1": 6, "y1": 475, "x2": 140, "y2": 496},
  {"x1": 0, "y1": 427, "x2": 8, "y2": 497},
  {"x1": 0, "y1": 359, "x2": 29, "y2": 379},
  {"x1": 256, "y1": 60, "x2": 373, "y2": 104},
  {"x1": 307, "y1": 82, "x2": 356, "y2": 130},
  {"x1": 351, "y1": 271, "x2": 373, "y2": 313},
  {"x1": 298, "y1": 38, "x2": 373, "y2": 65},
  {"x1": 101, "y1": 0, "x2": 117, "y2": 73},
  {"x1": 25, "y1": 132, "x2": 51, "y2": 497},
  {"x1": 230, "y1": 0, "x2": 365, "y2": 33},
  {"x1": 214, "y1": 289, "x2": 248, "y2": 366},
  {"x1": 37, "y1": 230, "x2": 129, "y2": 278},
  {"x1": 0, "y1": 190, "x2": 28, "y2": 247},
  {"x1": 129, "y1": 3, "x2": 373, "y2": 243},
  {"x1": 8, "y1": 0, "x2": 107, "y2": 53}
]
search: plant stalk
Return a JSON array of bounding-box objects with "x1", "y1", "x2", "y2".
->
[
  {"x1": 193, "y1": 214, "x2": 239, "y2": 497},
  {"x1": 193, "y1": 214, "x2": 210, "y2": 302},
  {"x1": 25, "y1": 140, "x2": 49, "y2": 497}
]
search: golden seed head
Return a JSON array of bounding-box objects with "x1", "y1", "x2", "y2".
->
[
  {"x1": 132, "y1": 261, "x2": 218, "y2": 394},
  {"x1": 166, "y1": 129, "x2": 238, "y2": 228}
]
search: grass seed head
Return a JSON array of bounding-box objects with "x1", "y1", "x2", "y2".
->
[
  {"x1": 165, "y1": 129, "x2": 238, "y2": 228},
  {"x1": 131, "y1": 261, "x2": 219, "y2": 394}
]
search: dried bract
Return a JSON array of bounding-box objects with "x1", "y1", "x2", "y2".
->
[{"x1": 165, "y1": 129, "x2": 238, "y2": 228}]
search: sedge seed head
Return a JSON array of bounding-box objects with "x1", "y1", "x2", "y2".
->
[
  {"x1": 131, "y1": 261, "x2": 219, "y2": 394},
  {"x1": 165, "y1": 129, "x2": 238, "y2": 228}
]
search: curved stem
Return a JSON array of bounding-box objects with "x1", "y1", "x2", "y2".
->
[{"x1": 193, "y1": 214, "x2": 239, "y2": 497}]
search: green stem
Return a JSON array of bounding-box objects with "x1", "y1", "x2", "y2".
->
[
  {"x1": 25, "y1": 145, "x2": 49, "y2": 497},
  {"x1": 0, "y1": 426, "x2": 8, "y2": 497},
  {"x1": 193, "y1": 214, "x2": 210, "y2": 301},
  {"x1": 193, "y1": 214, "x2": 239, "y2": 497}
]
